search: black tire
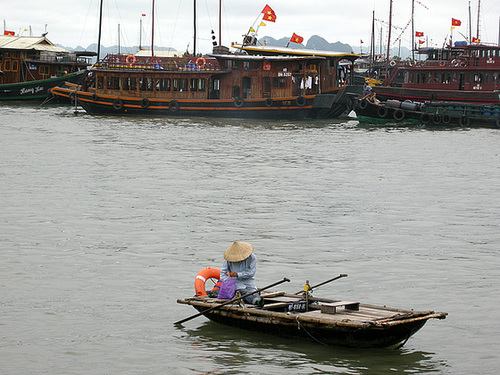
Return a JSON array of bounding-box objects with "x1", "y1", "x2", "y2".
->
[
  {"x1": 141, "y1": 98, "x2": 150, "y2": 109},
  {"x1": 377, "y1": 106, "x2": 389, "y2": 118},
  {"x1": 234, "y1": 98, "x2": 244, "y2": 107},
  {"x1": 112, "y1": 98, "x2": 123, "y2": 110},
  {"x1": 358, "y1": 99, "x2": 368, "y2": 110},
  {"x1": 441, "y1": 114, "x2": 451, "y2": 124},
  {"x1": 296, "y1": 96, "x2": 306, "y2": 107},
  {"x1": 393, "y1": 109, "x2": 405, "y2": 121},
  {"x1": 420, "y1": 113, "x2": 432, "y2": 124},
  {"x1": 432, "y1": 114, "x2": 441, "y2": 125},
  {"x1": 265, "y1": 98, "x2": 273, "y2": 107},
  {"x1": 92, "y1": 93, "x2": 98, "y2": 101},
  {"x1": 459, "y1": 116, "x2": 470, "y2": 126},
  {"x1": 169, "y1": 99, "x2": 179, "y2": 112}
]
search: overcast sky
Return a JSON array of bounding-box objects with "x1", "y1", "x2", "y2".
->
[{"x1": 4, "y1": 0, "x2": 500, "y2": 53}]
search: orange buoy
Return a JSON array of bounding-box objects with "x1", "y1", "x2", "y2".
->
[{"x1": 194, "y1": 267, "x2": 221, "y2": 296}]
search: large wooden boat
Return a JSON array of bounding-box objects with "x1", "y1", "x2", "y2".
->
[
  {"x1": 373, "y1": 43, "x2": 500, "y2": 104},
  {"x1": 0, "y1": 35, "x2": 93, "y2": 101},
  {"x1": 50, "y1": 44, "x2": 360, "y2": 119},
  {"x1": 177, "y1": 270, "x2": 447, "y2": 349}
]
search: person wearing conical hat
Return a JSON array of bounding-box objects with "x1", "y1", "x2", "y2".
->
[{"x1": 220, "y1": 241, "x2": 264, "y2": 307}]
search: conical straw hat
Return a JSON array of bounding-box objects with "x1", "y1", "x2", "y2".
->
[{"x1": 224, "y1": 242, "x2": 254, "y2": 262}]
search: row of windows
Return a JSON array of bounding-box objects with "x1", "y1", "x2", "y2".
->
[
  {"x1": 1, "y1": 60, "x2": 51, "y2": 75},
  {"x1": 405, "y1": 71, "x2": 500, "y2": 85},
  {"x1": 97, "y1": 76, "x2": 207, "y2": 92}
]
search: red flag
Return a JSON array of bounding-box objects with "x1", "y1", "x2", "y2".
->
[
  {"x1": 142, "y1": 13, "x2": 146, "y2": 16},
  {"x1": 472, "y1": 37, "x2": 480, "y2": 43},
  {"x1": 452, "y1": 18, "x2": 461, "y2": 26},
  {"x1": 360, "y1": 39, "x2": 364, "y2": 44},
  {"x1": 418, "y1": 40, "x2": 425, "y2": 44},
  {"x1": 3, "y1": 30, "x2": 15, "y2": 36},
  {"x1": 290, "y1": 33, "x2": 304, "y2": 44},
  {"x1": 263, "y1": 12, "x2": 277, "y2": 22},
  {"x1": 261, "y1": 5, "x2": 275, "y2": 15},
  {"x1": 415, "y1": 31, "x2": 424, "y2": 37}
]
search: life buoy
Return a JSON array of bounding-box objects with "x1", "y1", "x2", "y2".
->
[
  {"x1": 393, "y1": 109, "x2": 405, "y2": 121},
  {"x1": 265, "y1": 98, "x2": 273, "y2": 107},
  {"x1": 141, "y1": 98, "x2": 150, "y2": 109},
  {"x1": 126, "y1": 55, "x2": 136, "y2": 65},
  {"x1": 390, "y1": 59, "x2": 397, "y2": 67},
  {"x1": 296, "y1": 96, "x2": 306, "y2": 107},
  {"x1": 92, "y1": 93, "x2": 98, "y2": 101},
  {"x1": 196, "y1": 57, "x2": 206, "y2": 69},
  {"x1": 377, "y1": 106, "x2": 389, "y2": 118},
  {"x1": 194, "y1": 267, "x2": 221, "y2": 297},
  {"x1": 442, "y1": 114, "x2": 451, "y2": 124},
  {"x1": 169, "y1": 99, "x2": 179, "y2": 112},
  {"x1": 439, "y1": 61, "x2": 446, "y2": 67},
  {"x1": 113, "y1": 98, "x2": 123, "y2": 110},
  {"x1": 451, "y1": 59, "x2": 460, "y2": 67},
  {"x1": 495, "y1": 118, "x2": 500, "y2": 128},
  {"x1": 234, "y1": 98, "x2": 244, "y2": 107}
]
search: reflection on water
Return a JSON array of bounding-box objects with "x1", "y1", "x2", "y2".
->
[{"x1": 178, "y1": 321, "x2": 447, "y2": 375}]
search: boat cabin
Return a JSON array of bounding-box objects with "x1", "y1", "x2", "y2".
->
[
  {"x1": 386, "y1": 44, "x2": 500, "y2": 92},
  {"x1": 85, "y1": 49, "x2": 356, "y2": 101},
  {"x1": 0, "y1": 35, "x2": 93, "y2": 85}
]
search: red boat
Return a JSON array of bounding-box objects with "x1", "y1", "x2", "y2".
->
[{"x1": 373, "y1": 43, "x2": 500, "y2": 104}]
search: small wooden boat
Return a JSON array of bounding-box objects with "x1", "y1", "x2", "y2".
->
[{"x1": 177, "y1": 272, "x2": 447, "y2": 348}]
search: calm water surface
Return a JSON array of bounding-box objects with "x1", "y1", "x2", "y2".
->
[{"x1": 1, "y1": 103, "x2": 499, "y2": 374}]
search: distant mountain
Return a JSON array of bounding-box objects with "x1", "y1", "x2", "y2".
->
[{"x1": 61, "y1": 35, "x2": 411, "y2": 59}]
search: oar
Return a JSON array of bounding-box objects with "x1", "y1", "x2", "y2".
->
[
  {"x1": 174, "y1": 277, "x2": 291, "y2": 325},
  {"x1": 294, "y1": 274, "x2": 348, "y2": 295}
]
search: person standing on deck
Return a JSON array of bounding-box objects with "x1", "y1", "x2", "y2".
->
[{"x1": 220, "y1": 242, "x2": 264, "y2": 307}]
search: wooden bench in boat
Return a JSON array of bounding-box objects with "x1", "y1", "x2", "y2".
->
[{"x1": 320, "y1": 301, "x2": 360, "y2": 315}]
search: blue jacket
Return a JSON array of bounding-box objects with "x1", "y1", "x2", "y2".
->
[{"x1": 220, "y1": 253, "x2": 258, "y2": 291}]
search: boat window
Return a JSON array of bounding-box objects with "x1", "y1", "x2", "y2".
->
[
  {"x1": 243, "y1": 61, "x2": 250, "y2": 70},
  {"x1": 157, "y1": 78, "x2": 168, "y2": 91},
  {"x1": 123, "y1": 77, "x2": 130, "y2": 90},
  {"x1": 232, "y1": 60, "x2": 240, "y2": 70},
  {"x1": 263, "y1": 77, "x2": 271, "y2": 95},
  {"x1": 198, "y1": 78, "x2": 205, "y2": 91},
  {"x1": 190, "y1": 78, "x2": 198, "y2": 91},
  {"x1": 11, "y1": 60, "x2": 19, "y2": 72},
  {"x1": 485, "y1": 73, "x2": 490, "y2": 83},
  {"x1": 140, "y1": 77, "x2": 147, "y2": 91},
  {"x1": 130, "y1": 77, "x2": 137, "y2": 91},
  {"x1": 409, "y1": 72, "x2": 414, "y2": 83},
  {"x1": 97, "y1": 76, "x2": 103, "y2": 89},
  {"x1": 106, "y1": 77, "x2": 113, "y2": 89},
  {"x1": 114, "y1": 77, "x2": 120, "y2": 89},
  {"x1": 147, "y1": 77, "x2": 154, "y2": 91},
  {"x1": 173, "y1": 78, "x2": 187, "y2": 92},
  {"x1": 452, "y1": 73, "x2": 457, "y2": 83},
  {"x1": 404, "y1": 71, "x2": 408, "y2": 83},
  {"x1": 39, "y1": 65, "x2": 49, "y2": 75},
  {"x1": 250, "y1": 61, "x2": 259, "y2": 70},
  {"x1": 421, "y1": 72, "x2": 426, "y2": 84},
  {"x1": 446, "y1": 73, "x2": 451, "y2": 84}
]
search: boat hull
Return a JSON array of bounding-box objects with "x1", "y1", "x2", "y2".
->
[
  {"x1": 50, "y1": 85, "x2": 359, "y2": 119},
  {"x1": 0, "y1": 71, "x2": 87, "y2": 101},
  {"x1": 354, "y1": 99, "x2": 500, "y2": 128},
  {"x1": 177, "y1": 295, "x2": 447, "y2": 349},
  {"x1": 194, "y1": 305, "x2": 427, "y2": 348}
]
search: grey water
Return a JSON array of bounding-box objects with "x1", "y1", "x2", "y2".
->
[{"x1": 1, "y1": 103, "x2": 499, "y2": 374}]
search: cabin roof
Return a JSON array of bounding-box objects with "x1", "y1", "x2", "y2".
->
[
  {"x1": 0, "y1": 35, "x2": 69, "y2": 53},
  {"x1": 232, "y1": 43, "x2": 360, "y2": 60},
  {"x1": 210, "y1": 53, "x2": 325, "y2": 61}
]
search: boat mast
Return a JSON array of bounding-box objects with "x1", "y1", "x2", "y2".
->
[
  {"x1": 469, "y1": 1, "x2": 472, "y2": 42},
  {"x1": 370, "y1": 10, "x2": 375, "y2": 70},
  {"x1": 411, "y1": 0, "x2": 415, "y2": 60},
  {"x1": 385, "y1": 0, "x2": 393, "y2": 83},
  {"x1": 476, "y1": 0, "x2": 481, "y2": 42},
  {"x1": 218, "y1": 0, "x2": 222, "y2": 46},
  {"x1": 151, "y1": 0, "x2": 155, "y2": 57},
  {"x1": 193, "y1": 0, "x2": 197, "y2": 56},
  {"x1": 97, "y1": 0, "x2": 103, "y2": 60}
]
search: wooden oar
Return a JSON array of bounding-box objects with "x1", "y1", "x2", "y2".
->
[
  {"x1": 174, "y1": 277, "x2": 291, "y2": 325},
  {"x1": 294, "y1": 274, "x2": 348, "y2": 295}
]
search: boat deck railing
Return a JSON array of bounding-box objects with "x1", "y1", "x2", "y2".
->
[{"x1": 96, "y1": 54, "x2": 221, "y2": 72}]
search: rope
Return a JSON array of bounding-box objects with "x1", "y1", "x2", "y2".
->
[{"x1": 295, "y1": 315, "x2": 326, "y2": 346}]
